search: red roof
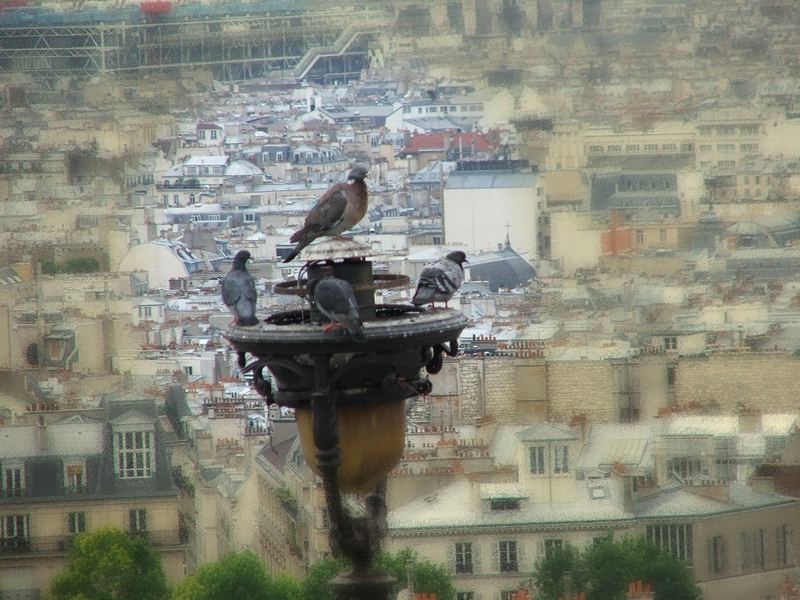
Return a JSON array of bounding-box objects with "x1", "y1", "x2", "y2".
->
[
  {"x1": 140, "y1": 1, "x2": 172, "y2": 15},
  {"x1": 403, "y1": 131, "x2": 494, "y2": 154}
]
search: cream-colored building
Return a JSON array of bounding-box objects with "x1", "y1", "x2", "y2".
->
[
  {"x1": 387, "y1": 421, "x2": 800, "y2": 600},
  {"x1": 0, "y1": 396, "x2": 187, "y2": 599},
  {"x1": 444, "y1": 165, "x2": 541, "y2": 260}
]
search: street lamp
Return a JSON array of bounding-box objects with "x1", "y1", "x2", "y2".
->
[{"x1": 224, "y1": 240, "x2": 467, "y2": 599}]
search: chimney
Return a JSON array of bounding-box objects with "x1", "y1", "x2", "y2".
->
[
  {"x1": 611, "y1": 462, "x2": 634, "y2": 511},
  {"x1": 570, "y1": 413, "x2": 588, "y2": 445},
  {"x1": 627, "y1": 580, "x2": 655, "y2": 600}
]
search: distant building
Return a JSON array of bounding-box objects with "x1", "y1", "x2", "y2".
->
[
  {"x1": 0, "y1": 396, "x2": 187, "y2": 599},
  {"x1": 444, "y1": 161, "x2": 541, "y2": 259},
  {"x1": 387, "y1": 419, "x2": 800, "y2": 600}
]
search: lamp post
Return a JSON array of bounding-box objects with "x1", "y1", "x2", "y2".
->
[{"x1": 224, "y1": 241, "x2": 467, "y2": 599}]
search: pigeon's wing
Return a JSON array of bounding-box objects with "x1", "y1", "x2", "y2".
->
[
  {"x1": 317, "y1": 278, "x2": 360, "y2": 318},
  {"x1": 221, "y1": 272, "x2": 240, "y2": 307},
  {"x1": 222, "y1": 271, "x2": 256, "y2": 308},
  {"x1": 413, "y1": 260, "x2": 462, "y2": 303},
  {"x1": 291, "y1": 186, "x2": 348, "y2": 242}
]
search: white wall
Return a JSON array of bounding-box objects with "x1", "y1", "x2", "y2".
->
[{"x1": 443, "y1": 186, "x2": 538, "y2": 259}]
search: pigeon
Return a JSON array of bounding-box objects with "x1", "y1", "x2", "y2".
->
[
  {"x1": 221, "y1": 250, "x2": 259, "y2": 326},
  {"x1": 412, "y1": 250, "x2": 468, "y2": 308},
  {"x1": 283, "y1": 165, "x2": 369, "y2": 263},
  {"x1": 307, "y1": 277, "x2": 366, "y2": 342}
]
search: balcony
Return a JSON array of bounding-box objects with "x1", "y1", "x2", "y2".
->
[{"x1": 0, "y1": 530, "x2": 185, "y2": 557}]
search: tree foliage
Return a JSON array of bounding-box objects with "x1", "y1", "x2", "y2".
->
[
  {"x1": 172, "y1": 551, "x2": 302, "y2": 600},
  {"x1": 49, "y1": 527, "x2": 168, "y2": 600},
  {"x1": 42, "y1": 256, "x2": 102, "y2": 275},
  {"x1": 533, "y1": 536, "x2": 700, "y2": 600},
  {"x1": 302, "y1": 550, "x2": 454, "y2": 600}
]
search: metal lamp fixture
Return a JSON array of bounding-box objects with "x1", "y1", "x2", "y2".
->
[{"x1": 224, "y1": 241, "x2": 467, "y2": 599}]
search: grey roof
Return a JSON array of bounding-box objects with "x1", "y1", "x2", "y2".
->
[
  {"x1": 445, "y1": 170, "x2": 538, "y2": 189},
  {"x1": 517, "y1": 423, "x2": 578, "y2": 442},
  {"x1": 0, "y1": 396, "x2": 177, "y2": 505},
  {"x1": 467, "y1": 245, "x2": 536, "y2": 292},
  {"x1": 635, "y1": 483, "x2": 797, "y2": 519}
]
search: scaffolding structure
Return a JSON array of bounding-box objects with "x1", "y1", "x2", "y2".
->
[{"x1": 0, "y1": 6, "x2": 390, "y2": 85}]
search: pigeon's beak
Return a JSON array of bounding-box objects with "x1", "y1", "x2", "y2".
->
[{"x1": 463, "y1": 259, "x2": 469, "y2": 264}]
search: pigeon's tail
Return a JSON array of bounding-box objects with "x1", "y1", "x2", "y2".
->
[
  {"x1": 237, "y1": 316, "x2": 260, "y2": 326},
  {"x1": 342, "y1": 317, "x2": 366, "y2": 342},
  {"x1": 283, "y1": 237, "x2": 312, "y2": 263}
]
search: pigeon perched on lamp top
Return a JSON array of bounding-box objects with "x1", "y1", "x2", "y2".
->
[
  {"x1": 283, "y1": 165, "x2": 369, "y2": 263},
  {"x1": 221, "y1": 250, "x2": 259, "y2": 326},
  {"x1": 412, "y1": 250, "x2": 468, "y2": 309},
  {"x1": 307, "y1": 277, "x2": 366, "y2": 342}
]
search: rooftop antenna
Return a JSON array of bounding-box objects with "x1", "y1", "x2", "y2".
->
[{"x1": 505, "y1": 223, "x2": 511, "y2": 249}]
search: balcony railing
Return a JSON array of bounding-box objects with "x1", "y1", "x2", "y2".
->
[{"x1": 0, "y1": 530, "x2": 185, "y2": 556}]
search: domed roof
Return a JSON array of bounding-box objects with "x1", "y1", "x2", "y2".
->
[{"x1": 225, "y1": 160, "x2": 263, "y2": 177}]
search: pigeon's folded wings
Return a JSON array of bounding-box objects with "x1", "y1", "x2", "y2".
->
[{"x1": 291, "y1": 188, "x2": 348, "y2": 241}]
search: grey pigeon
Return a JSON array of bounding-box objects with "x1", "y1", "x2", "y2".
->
[
  {"x1": 283, "y1": 166, "x2": 369, "y2": 263},
  {"x1": 412, "y1": 250, "x2": 468, "y2": 308},
  {"x1": 222, "y1": 250, "x2": 259, "y2": 326},
  {"x1": 308, "y1": 277, "x2": 366, "y2": 342}
]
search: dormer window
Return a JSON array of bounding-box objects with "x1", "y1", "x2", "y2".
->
[
  {"x1": 65, "y1": 462, "x2": 85, "y2": 494},
  {"x1": 490, "y1": 498, "x2": 520, "y2": 511},
  {"x1": 115, "y1": 431, "x2": 153, "y2": 479}
]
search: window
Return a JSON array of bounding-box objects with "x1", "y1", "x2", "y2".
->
[
  {"x1": 129, "y1": 509, "x2": 147, "y2": 535},
  {"x1": 455, "y1": 542, "x2": 473, "y2": 574},
  {"x1": 183, "y1": 366, "x2": 193, "y2": 376},
  {"x1": 777, "y1": 525, "x2": 790, "y2": 567},
  {"x1": 663, "y1": 336, "x2": 677, "y2": 350},
  {"x1": 501, "y1": 592, "x2": 517, "y2": 600},
  {"x1": 666, "y1": 365, "x2": 676, "y2": 386},
  {"x1": 738, "y1": 531, "x2": 752, "y2": 573},
  {"x1": 490, "y1": 499, "x2": 520, "y2": 511},
  {"x1": 210, "y1": 129, "x2": 218, "y2": 140},
  {"x1": 68, "y1": 512, "x2": 86, "y2": 535},
  {"x1": 718, "y1": 160, "x2": 735, "y2": 168},
  {"x1": 681, "y1": 143, "x2": 694, "y2": 152},
  {"x1": 740, "y1": 125, "x2": 759, "y2": 135},
  {"x1": 646, "y1": 524, "x2": 693, "y2": 561},
  {"x1": 636, "y1": 230, "x2": 644, "y2": 244},
  {"x1": 717, "y1": 144, "x2": 735, "y2": 153},
  {"x1": 553, "y1": 445, "x2": 569, "y2": 473},
  {"x1": 661, "y1": 143, "x2": 677, "y2": 151},
  {"x1": 456, "y1": 594, "x2": 474, "y2": 600},
  {"x1": 669, "y1": 456, "x2": 701, "y2": 479},
  {"x1": 244, "y1": 213, "x2": 255, "y2": 222},
  {"x1": 529, "y1": 446, "x2": 545, "y2": 474},
  {"x1": 1, "y1": 514, "x2": 30, "y2": 549},
  {"x1": 65, "y1": 463, "x2": 85, "y2": 494},
  {"x1": 115, "y1": 430, "x2": 153, "y2": 478},
  {"x1": 200, "y1": 166, "x2": 209, "y2": 175},
  {"x1": 3, "y1": 463, "x2": 24, "y2": 497},
  {"x1": 643, "y1": 144, "x2": 658, "y2": 151},
  {"x1": 699, "y1": 144, "x2": 712, "y2": 152},
  {"x1": 625, "y1": 144, "x2": 640, "y2": 152},
  {"x1": 607, "y1": 145, "x2": 622, "y2": 152},
  {"x1": 659, "y1": 228, "x2": 667, "y2": 242},
  {"x1": 544, "y1": 539, "x2": 563, "y2": 558},
  {"x1": 741, "y1": 143, "x2": 758, "y2": 152},
  {"x1": 589, "y1": 145, "x2": 604, "y2": 153},
  {"x1": 754, "y1": 528, "x2": 766, "y2": 570},
  {"x1": 499, "y1": 540, "x2": 518, "y2": 573},
  {"x1": 711, "y1": 535, "x2": 726, "y2": 575}
]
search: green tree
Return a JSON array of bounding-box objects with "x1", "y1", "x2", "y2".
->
[
  {"x1": 533, "y1": 536, "x2": 700, "y2": 600},
  {"x1": 302, "y1": 557, "x2": 347, "y2": 600},
  {"x1": 532, "y1": 543, "x2": 585, "y2": 600},
  {"x1": 303, "y1": 550, "x2": 454, "y2": 600},
  {"x1": 49, "y1": 527, "x2": 168, "y2": 600},
  {"x1": 172, "y1": 550, "x2": 298, "y2": 600}
]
